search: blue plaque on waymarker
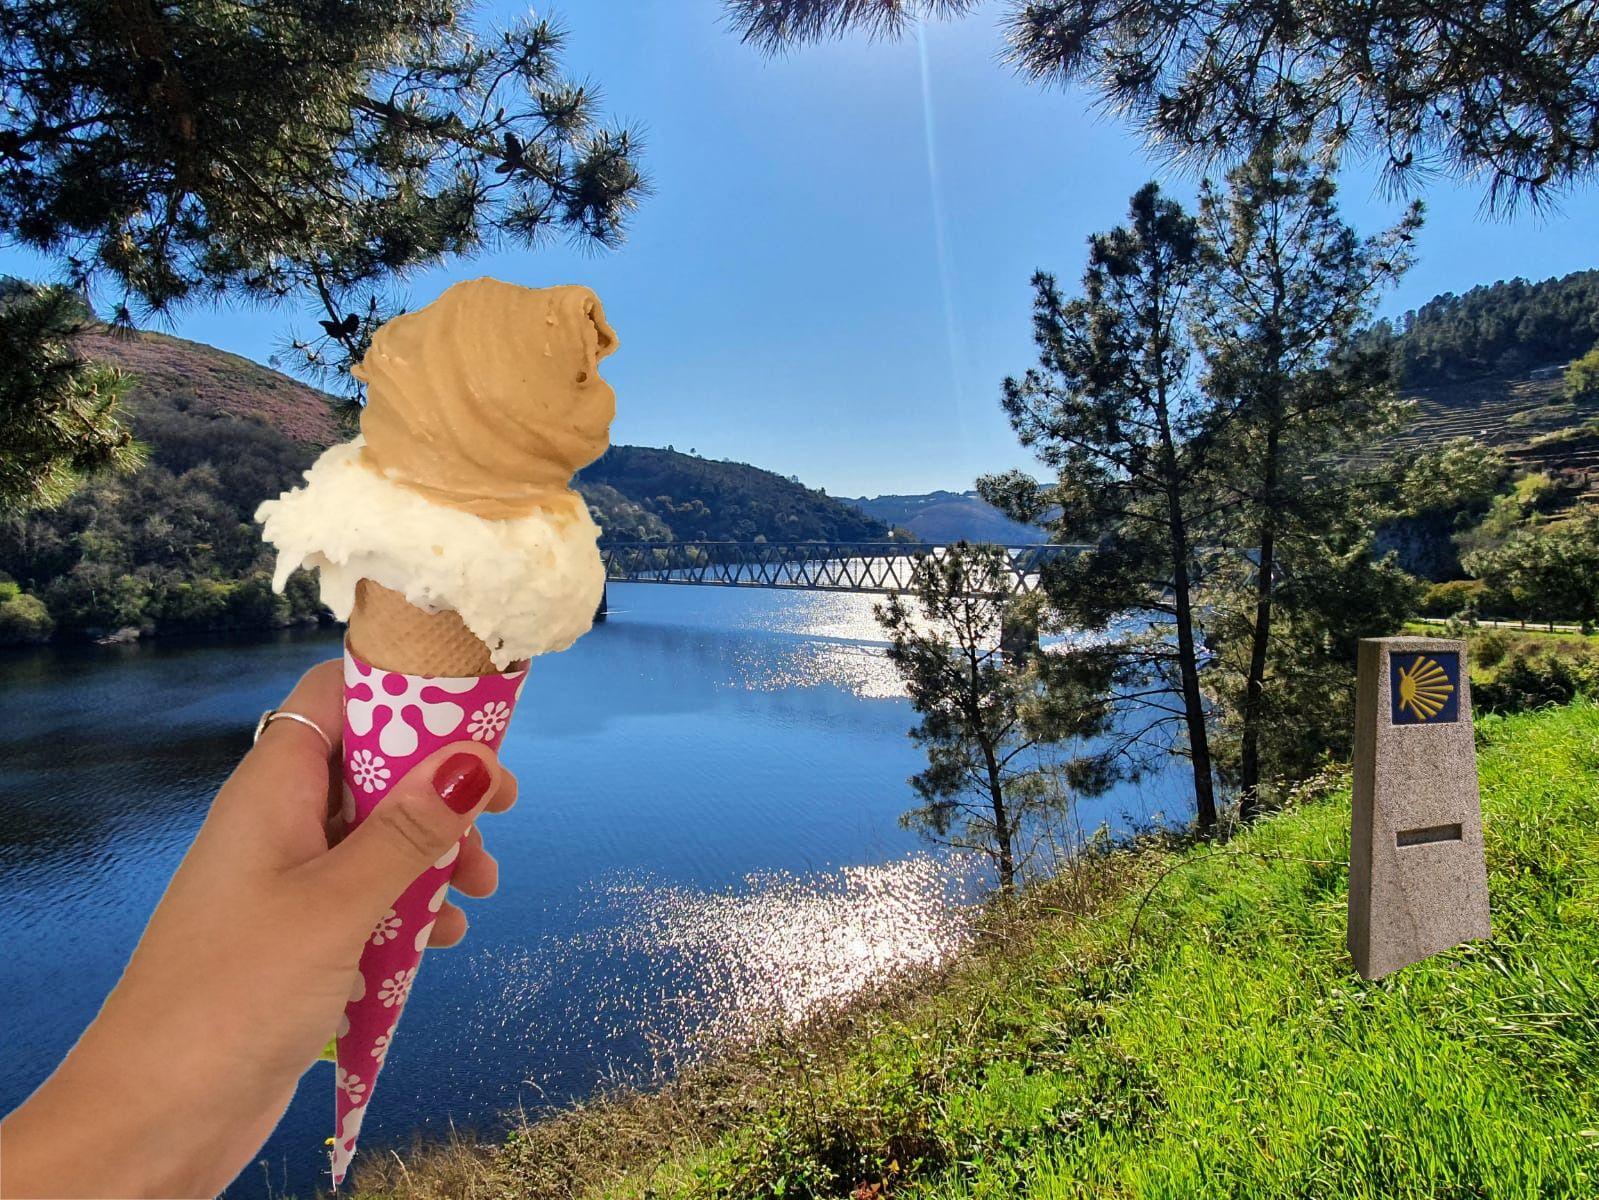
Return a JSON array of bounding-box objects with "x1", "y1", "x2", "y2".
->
[{"x1": 1390, "y1": 651, "x2": 1461, "y2": 725}]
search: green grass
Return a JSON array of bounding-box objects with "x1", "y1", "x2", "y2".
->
[
  {"x1": 1406, "y1": 620, "x2": 1599, "y2": 643},
  {"x1": 349, "y1": 704, "x2": 1599, "y2": 1199}
]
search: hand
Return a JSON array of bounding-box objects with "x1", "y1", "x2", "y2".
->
[{"x1": 0, "y1": 659, "x2": 517, "y2": 1199}]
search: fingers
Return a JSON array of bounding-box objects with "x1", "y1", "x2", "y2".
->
[
  {"x1": 484, "y1": 767, "x2": 519, "y2": 814},
  {"x1": 300, "y1": 742, "x2": 504, "y2": 931},
  {"x1": 428, "y1": 901, "x2": 468, "y2": 948},
  {"x1": 248, "y1": 659, "x2": 344, "y2": 774},
  {"x1": 450, "y1": 825, "x2": 498, "y2": 898},
  {"x1": 214, "y1": 659, "x2": 344, "y2": 862}
]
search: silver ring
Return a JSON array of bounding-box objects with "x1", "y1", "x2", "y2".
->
[{"x1": 254, "y1": 709, "x2": 334, "y2": 756}]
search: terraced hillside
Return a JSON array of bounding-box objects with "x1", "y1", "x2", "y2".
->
[{"x1": 1363, "y1": 373, "x2": 1599, "y2": 506}]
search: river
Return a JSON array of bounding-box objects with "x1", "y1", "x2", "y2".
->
[{"x1": 0, "y1": 585, "x2": 1183, "y2": 1197}]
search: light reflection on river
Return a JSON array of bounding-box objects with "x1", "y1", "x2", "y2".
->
[{"x1": 0, "y1": 585, "x2": 1182, "y2": 1198}]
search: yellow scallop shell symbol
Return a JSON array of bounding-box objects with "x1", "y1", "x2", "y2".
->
[{"x1": 1397, "y1": 656, "x2": 1453, "y2": 720}]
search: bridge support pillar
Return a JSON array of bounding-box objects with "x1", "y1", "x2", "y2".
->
[{"x1": 595, "y1": 582, "x2": 608, "y2": 623}]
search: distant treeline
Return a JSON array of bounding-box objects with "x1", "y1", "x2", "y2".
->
[
  {"x1": 1365, "y1": 269, "x2": 1599, "y2": 388},
  {"x1": 579, "y1": 445, "x2": 889, "y2": 544},
  {"x1": 0, "y1": 407, "x2": 325, "y2": 642},
  {"x1": 0, "y1": 423, "x2": 891, "y2": 645},
  {"x1": 0, "y1": 319, "x2": 893, "y2": 644}
]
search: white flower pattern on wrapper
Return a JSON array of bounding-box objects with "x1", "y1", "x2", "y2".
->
[
  {"x1": 336, "y1": 1066, "x2": 367, "y2": 1105},
  {"x1": 334, "y1": 653, "x2": 525, "y2": 1188},
  {"x1": 349, "y1": 748, "x2": 391, "y2": 794},
  {"x1": 345, "y1": 659, "x2": 476, "y2": 757},
  {"x1": 378, "y1": 968, "x2": 416, "y2": 1008},
  {"x1": 466, "y1": 700, "x2": 511, "y2": 741},
  {"x1": 331, "y1": 1103, "x2": 367, "y2": 1184},
  {"x1": 370, "y1": 908, "x2": 401, "y2": 946}
]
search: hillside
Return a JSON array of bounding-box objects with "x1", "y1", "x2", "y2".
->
[
  {"x1": 1366, "y1": 374, "x2": 1599, "y2": 505},
  {"x1": 349, "y1": 700, "x2": 1599, "y2": 1199},
  {"x1": 80, "y1": 327, "x2": 882, "y2": 545},
  {"x1": 580, "y1": 445, "x2": 888, "y2": 543},
  {"x1": 0, "y1": 324, "x2": 886, "y2": 643},
  {"x1": 847, "y1": 489, "x2": 1044, "y2": 544},
  {"x1": 1367, "y1": 268, "x2": 1599, "y2": 387},
  {"x1": 80, "y1": 325, "x2": 885, "y2": 545},
  {"x1": 79, "y1": 326, "x2": 345, "y2": 445},
  {"x1": 1356, "y1": 269, "x2": 1599, "y2": 508}
]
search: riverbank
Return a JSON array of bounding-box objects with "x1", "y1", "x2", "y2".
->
[{"x1": 344, "y1": 701, "x2": 1599, "y2": 1199}]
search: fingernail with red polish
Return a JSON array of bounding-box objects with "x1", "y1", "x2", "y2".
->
[{"x1": 433, "y1": 753, "x2": 492, "y2": 814}]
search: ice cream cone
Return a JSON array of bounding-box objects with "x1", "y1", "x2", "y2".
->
[
  {"x1": 256, "y1": 278, "x2": 618, "y2": 1187},
  {"x1": 348, "y1": 579, "x2": 512, "y2": 676},
  {"x1": 331, "y1": 586, "x2": 528, "y2": 1187}
]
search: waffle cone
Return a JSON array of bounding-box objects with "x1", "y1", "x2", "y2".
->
[{"x1": 346, "y1": 579, "x2": 511, "y2": 676}]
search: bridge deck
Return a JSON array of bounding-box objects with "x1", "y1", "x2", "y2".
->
[{"x1": 600, "y1": 542, "x2": 1072, "y2": 595}]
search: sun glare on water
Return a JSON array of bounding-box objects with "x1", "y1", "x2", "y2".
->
[{"x1": 479, "y1": 853, "x2": 985, "y2": 1087}]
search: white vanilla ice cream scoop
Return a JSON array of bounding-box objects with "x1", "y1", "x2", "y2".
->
[{"x1": 255, "y1": 278, "x2": 618, "y2": 669}]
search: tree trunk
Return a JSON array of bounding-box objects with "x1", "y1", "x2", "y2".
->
[
  {"x1": 1238, "y1": 418, "x2": 1280, "y2": 819},
  {"x1": 983, "y1": 743, "x2": 1016, "y2": 892},
  {"x1": 1167, "y1": 503, "x2": 1219, "y2": 832},
  {"x1": 1154, "y1": 377, "x2": 1218, "y2": 832}
]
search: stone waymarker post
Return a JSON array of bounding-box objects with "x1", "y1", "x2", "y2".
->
[{"x1": 1348, "y1": 636, "x2": 1490, "y2": 980}]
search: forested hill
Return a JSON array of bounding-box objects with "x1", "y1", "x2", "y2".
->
[
  {"x1": 0, "y1": 324, "x2": 885, "y2": 644},
  {"x1": 1358, "y1": 268, "x2": 1599, "y2": 517},
  {"x1": 580, "y1": 445, "x2": 888, "y2": 543},
  {"x1": 1369, "y1": 269, "x2": 1599, "y2": 387},
  {"x1": 70, "y1": 327, "x2": 884, "y2": 544}
]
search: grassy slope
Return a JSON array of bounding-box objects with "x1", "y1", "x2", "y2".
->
[{"x1": 349, "y1": 704, "x2": 1599, "y2": 1200}]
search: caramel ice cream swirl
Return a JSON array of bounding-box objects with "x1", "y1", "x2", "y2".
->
[{"x1": 353, "y1": 278, "x2": 618, "y2": 520}]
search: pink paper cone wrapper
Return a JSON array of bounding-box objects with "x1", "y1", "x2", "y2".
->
[{"x1": 331, "y1": 646, "x2": 527, "y2": 1186}]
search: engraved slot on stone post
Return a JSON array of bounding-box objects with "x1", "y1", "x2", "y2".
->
[
  {"x1": 1396, "y1": 823, "x2": 1463, "y2": 848},
  {"x1": 1347, "y1": 637, "x2": 1491, "y2": 980}
]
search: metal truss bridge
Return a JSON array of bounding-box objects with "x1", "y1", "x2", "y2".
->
[{"x1": 599, "y1": 541, "x2": 1075, "y2": 596}]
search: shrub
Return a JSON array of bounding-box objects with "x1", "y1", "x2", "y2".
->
[
  {"x1": 1474, "y1": 639, "x2": 1599, "y2": 713},
  {"x1": 1473, "y1": 629, "x2": 1511, "y2": 669},
  {"x1": 149, "y1": 575, "x2": 234, "y2": 631},
  {"x1": 1567, "y1": 345, "x2": 1599, "y2": 404},
  {"x1": 42, "y1": 562, "x2": 150, "y2": 634},
  {"x1": 227, "y1": 572, "x2": 291, "y2": 627},
  {"x1": 1420, "y1": 578, "x2": 1485, "y2": 616},
  {"x1": 0, "y1": 589, "x2": 54, "y2": 644}
]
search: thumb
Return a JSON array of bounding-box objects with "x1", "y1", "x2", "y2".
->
[{"x1": 308, "y1": 742, "x2": 501, "y2": 925}]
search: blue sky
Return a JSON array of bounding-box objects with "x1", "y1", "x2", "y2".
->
[{"x1": 4, "y1": 1, "x2": 1597, "y2": 496}]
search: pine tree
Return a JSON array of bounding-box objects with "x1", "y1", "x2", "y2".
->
[
  {"x1": 1195, "y1": 141, "x2": 1420, "y2": 816},
  {"x1": 0, "y1": 1, "x2": 646, "y2": 381},
  {"x1": 728, "y1": 0, "x2": 1599, "y2": 209},
  {"x1": 875, "y1": 542, "x2": 1117, "y2": 891},
  {"x1": 979, "y1": 185, "x2": 1223, "y2": 831},
  {"x1": 0, "y1": 281, "x2": 141, "y2": 516}
]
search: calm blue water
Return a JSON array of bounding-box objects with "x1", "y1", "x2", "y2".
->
[{"x1": 0, "y1": 585, "x2": 1182, "y2": 1197}]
